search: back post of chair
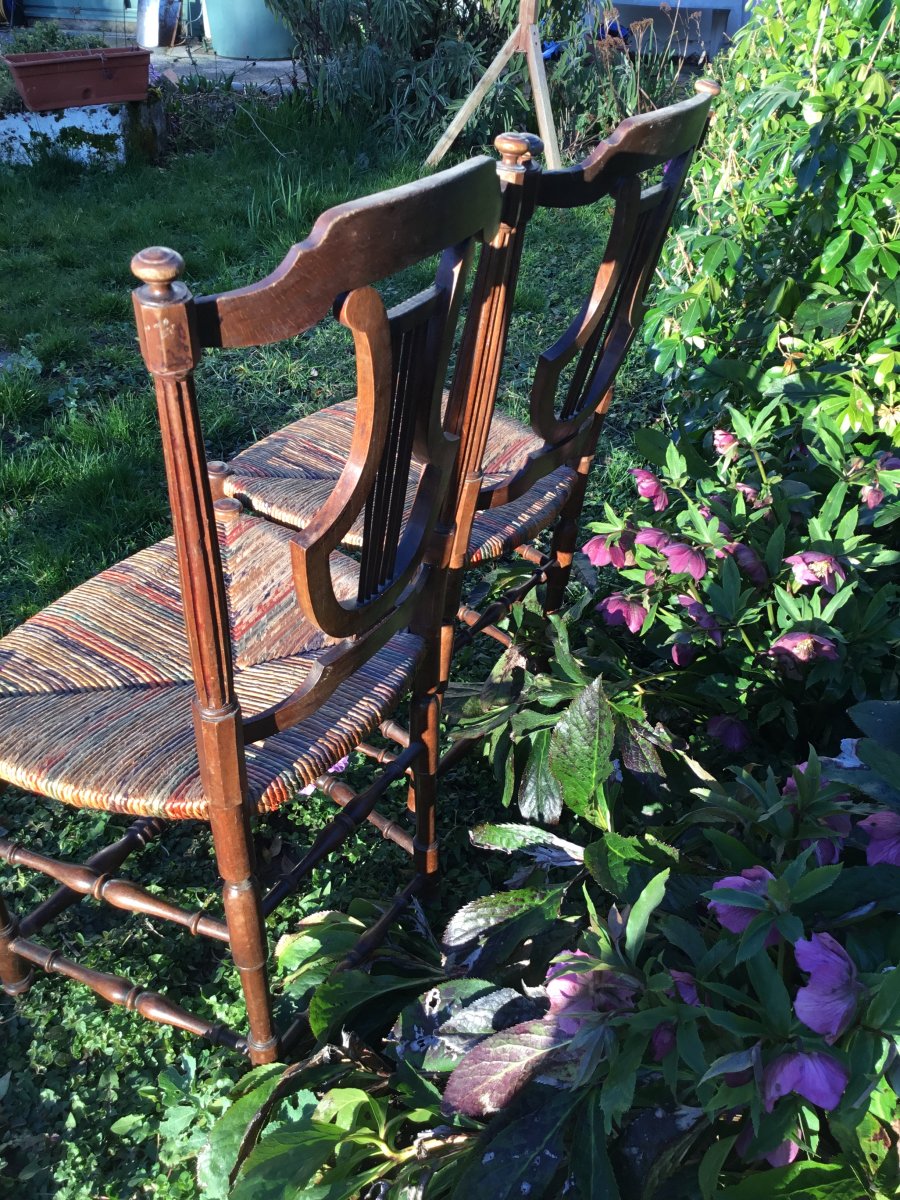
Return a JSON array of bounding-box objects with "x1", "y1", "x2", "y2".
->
[
  {"x1": 131, "y1": 247, "x2": 280, "y2": 1064},
  {"x1": 436, "y1": 131, "x2": 544, "y2": 686}
]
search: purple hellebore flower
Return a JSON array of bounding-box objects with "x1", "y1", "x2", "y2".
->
[
  {"x1": 731, "y1": 542, "x2": 768, "y2": 587},
  {"x1": 713, "y1": 429, "x2": 739, "y2": 458},
  {"x1": 763, "y1": 1051, "x2": 849, "y2": 1112},
  {"x1": 597, "y1": 593, "x2": 648, "y2": 635},
  {"x1": 631, "y1": 468, "x2": 669, "y2": 512},
  {"x1": 662, "y1": 542, "x2": 708, "y2": 581},
  {"x1": 736, "y1": 1123, "x2": 799, "y2": 1168},
  {"x1": 644, "y1": 569, "x2": 658, "y2": 586},
  {"x1": 878, "y1": 453, "x2": 900, "y2": 470},
  {"x1": 708, "y1": 866, "x2": 776, "y2": 937},
  {"x1": 735, "y1": 482, "x2": 760, "y2": 505},
  {"x1": 784, "y1": 552, "x2": 846, "y2": 595},
  {"x1": 801, "y1": 812, "x2": 852, "y2": 866},
  {"x1": 545, "y1": 952, "x2": 638, "y2": 1035},
  {"x1": 770, "y1": 632, "x2": 840, "y2": 666},
  {"x1": 671, "y1": 635, "x2": 699, "y2": 667},
  {"x1": 651, "y1": 1021, "x2": 676, "y2": 1061},
  {"x1": 583, "y1": 531, "x2": 635, "y2": 569},
  {"x1": 708, "y1": 714, "x2": 752, "y2": 752},
  {"x1": 679, "y1": 595, "x2": 723, "y2": 645},
  {"x1": 635, "y1": 526, "x2": 671, "y2": 551},
  {"x1": 794, "y1": 932, "x2": 862, "y2": 1042},
  {"x1": 858, "y1": 811, "x2": 900, "y2": 867},
  {"x1": 671, "y1": 969, "x2": 700, "y2": 1006},
  {"x1": 300, "y1": 754, "x2": 350, "y2": 795}
]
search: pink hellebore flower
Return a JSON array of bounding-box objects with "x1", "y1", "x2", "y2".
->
[
  {"x1": 635, "y1": 527, "x2": 671, "y2": 552},
  {"x1": 860, "y1": 483, "x2": 885, "y2": 510},
  {"x1": 597, "y1": 593, "x2": 647, "y2": 635},
  {"x1": 770, "y1": 632, "x2": 839, "y2": 666},
  {"x1": 784, "y1": 552, "x2": 846, "y2": 595},
  {"x1": 583, "y1": 531, "x2": 635, "y2": 570},
  {"x1": 300, "y1": 754, "x2": 350, "y2": 796},
  {"x1": 713, "y1": 429, "x2": 739, "y2": 458},
  {"x1": 708, "y1": 715, "x2": 751, "y2": 752},
  {"x1": 631, "y1": 469, "x2": 669, "y2": 512},
  {"x1": 763, "y1": 1051, "x2": 849, "y2": 1112},
  {"x1": 708, "y1": 866, "x2": 775, "y2": 936},
  {"x1": 662, "y1": 542, "x2": 708, "y2": 581},
  {"x1": 858, "y1": 811, "x2": 900, "y2": 867},
  {"x1": 794, "y1": 932, "x2": 862, "y2": 1042},
  {"x1": 731, "y1": 542, "x2": 768, "y2": 588}
]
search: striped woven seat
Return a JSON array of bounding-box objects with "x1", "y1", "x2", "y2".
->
[
  {"x1": 0, "y1": 510, "x2": 423, "y2": 821},
  {"x1": 223, "y1": 403, "x2": 578, "y2": 564}
]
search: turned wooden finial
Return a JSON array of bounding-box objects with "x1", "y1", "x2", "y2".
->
[
  {"x1": 131, "y1": 246, "x2": 185, "y2": 300},
  {"x1": 495, "y1": 131, "x2": 543, "y2": 171},
  {"x1": 695, "y1": 78, "x2": 721, "y2": 97}
]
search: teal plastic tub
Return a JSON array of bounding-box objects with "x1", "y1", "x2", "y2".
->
[{"x1": 203, "y1": 0, "x2": 295, "y2": 60}]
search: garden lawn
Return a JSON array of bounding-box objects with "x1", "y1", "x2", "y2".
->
[{"x1": 0, "y1": 97, "x2": 661, "y2": 1197}]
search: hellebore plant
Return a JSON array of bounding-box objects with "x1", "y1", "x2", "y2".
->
[{"x1": 584, "y1": 398, "x2": 900, "y2": 750}]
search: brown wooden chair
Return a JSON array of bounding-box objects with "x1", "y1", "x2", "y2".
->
[
  {"x1": 0, "y1": 154, "x2": 506, "y2": 1064},
  {"x1": 205, "y1": 83, "x2": 718, "y2": 690}
]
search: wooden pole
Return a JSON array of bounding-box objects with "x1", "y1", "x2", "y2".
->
[{"x1": 425, "y1": 0, "x2": 561, "y2": 170}]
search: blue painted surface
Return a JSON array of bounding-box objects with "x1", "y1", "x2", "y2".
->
[{"x1": 23, "y1": 0, "x2": 137, "y2": 28}]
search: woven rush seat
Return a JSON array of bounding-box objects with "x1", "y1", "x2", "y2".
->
[
  {"x1": 222, "y1": 402, "x2": 578, "y2": 564},
  {"x1": 0, "y1": 510, "x2": 423, "y2": 821}
]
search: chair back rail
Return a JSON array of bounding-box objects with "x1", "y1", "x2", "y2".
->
[{"x1": 479, "y1": 81, "x2": 719, "y2": 513}]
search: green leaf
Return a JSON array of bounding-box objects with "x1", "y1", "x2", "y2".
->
[
  {"x1": 746, "y1": 948, "x2": 792, "y2": 1037},
  {"x1": 309, "y1": 972, "x2": 434, "y2": 1039},
  {"x1": 821, "y1": 231, "x2": 851, "y2": 273},
  {"x1": 388, "y1": 979, "x2": 498, "y2": 1069},
  {"x1": 110, "y1": 1113, "x2": 144, "y2": 1137},
  {"x1": 571, "y1": 1091, "x2": 621, "y2": 1200},
  {"x1": 449, "y1": 1086, "x2": 580, "y2": 1200},
  {"x1": 518, "y1": 729, "x2": 564, "y2": 824},
  {"x1": 699, "y1": 1134, "x2": 737, "y2": 1200},
  {"x1": 865, "y1": 966, "x2": 900, "y2": 1031},
  {"x1": 230, "y1": 1125, "x2": 345, "y2": 1200},
  {"x1": 625, "y1": 869, "x2": 669, "y2": 962},
  {"x1": 549, "y1": 678, "x2": 615, "y2": 830},
  {"x1": 442, "y1": 886, "x2": 567, "y2": 969},
  {"x1": 790, "y1": 864, "x2": 842, "y2": 904},
  {"x1": 817, "y1": 481, "x2": 848, "y2": 534},
  {"x1": 584, "y1": 833, "x2": 653, "y2": 896},
  {"x1": 442, "y1": 1020, "x2": 571, "y2": 1117},
  {"x1": 470, "y1": 822, "x2": 583, "y2": 866},
  {"x1": 197, "y1": 1069, "x2": 305, "y2": 1198},
  {"x1": 423, "y1": 988, "x2": 546, "y2": 1073},
  {"x1": 718, "y1": 1161, "x2": 862, "y2": 1199}
]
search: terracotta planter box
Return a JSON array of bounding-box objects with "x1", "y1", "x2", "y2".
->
[{"x1": 2, "y1": 47, "x2": 151, "y2": 113}]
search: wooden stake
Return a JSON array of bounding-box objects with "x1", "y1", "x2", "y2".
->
[{"x1": 425, "y1": 0, "x2": 561, "y2": 169}]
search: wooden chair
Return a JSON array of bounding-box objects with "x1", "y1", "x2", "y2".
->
[
  {"x1": 203, "y1": 82, "x2": 718, "y2": 697},
  {"x1": 0, "y1": 154, "x2": 507, "y2": 1064}
]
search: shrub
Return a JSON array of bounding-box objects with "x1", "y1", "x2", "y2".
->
[{"x1": 645, "y1": 0, "x2": 900, "y2": 442}]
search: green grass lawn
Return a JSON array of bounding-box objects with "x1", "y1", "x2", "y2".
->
[{"x1": 0, "y1": 94, "x2": 661, "y2": 1197}]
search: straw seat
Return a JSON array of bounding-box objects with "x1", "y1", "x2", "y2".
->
[
  {"x1": 221, "y1": 402, "x2": 579, "y2": 564},
  {"x1": 0, "y1": 511, "x2": 422, "y2": 821}
]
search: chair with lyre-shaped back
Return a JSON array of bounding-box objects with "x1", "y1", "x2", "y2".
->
[
  {"x1": 198, "y1": 85, "x2": 718, "y2": 693},
  {"x1": 442, "y1": 80, "x2": 720, "y2": 676},
  {"x1": 0, "y1": 156, "x2": 503, "y2": 1064}
]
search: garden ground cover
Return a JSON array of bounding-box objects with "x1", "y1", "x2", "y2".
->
[{"x1": 0, "y1": 98, "x2": 658, "y2": 1197}]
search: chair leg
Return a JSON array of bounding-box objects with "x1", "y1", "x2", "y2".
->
[
  {"x1": 408, "y1": 694, "x2": 440, "y2": 896},
  {"x1": 543, "y1": 454, "x2": 593, "y2": 615},
  {"x1": 207, "y1": 805, "x2": 280, "y2": 1066},
  {"x1": 0, "y1": 893, "x2": 33, "y2": 997}
]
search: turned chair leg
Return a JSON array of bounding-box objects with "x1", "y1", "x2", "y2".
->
[
  {"x1": 543, "y1": 454, "x2": 593, "y2": 615},
  {"x1": 408, "y1": 694, "x2": 440, "y2": 897},
  {"x1": 0, "y1": 893, "x2": 33, "y2": 997},
  {"x1": 208, "y1": 805, "x2": 280, "y2": 1065}
]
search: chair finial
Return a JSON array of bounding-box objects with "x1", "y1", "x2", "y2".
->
[
  {"x1": 131, "y1": 247, "x2": 185, "y2": 299},
  {"x1": 494, "y1": 132, "x2": 543, "y2": 171},
  {"x1": 695, "y1": 78, "x2": 721, "y2": 97}
]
